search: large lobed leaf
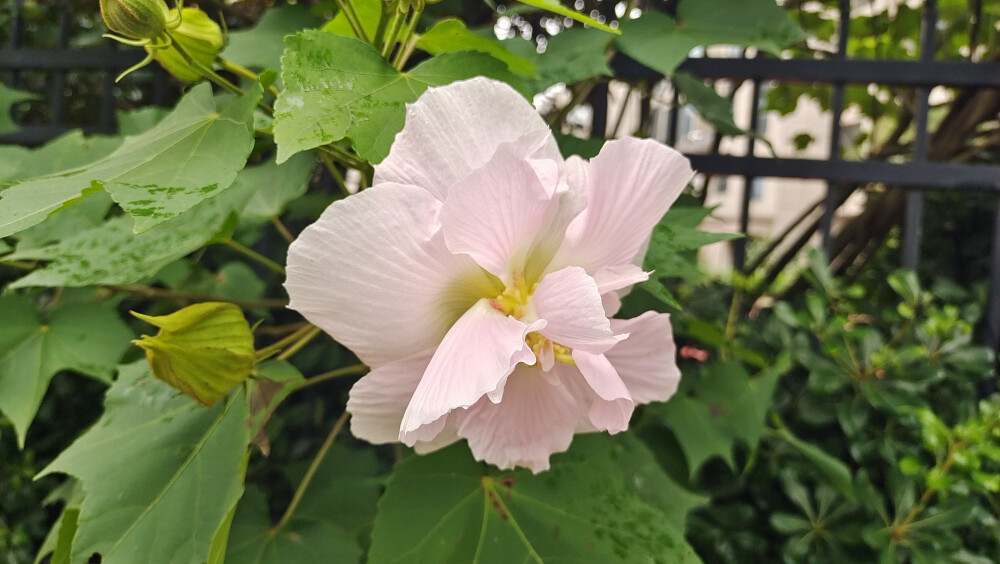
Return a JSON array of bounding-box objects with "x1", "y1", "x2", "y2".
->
[
  {"x1": 224, "y1": 5, "x2": 322, "y2": 75},
  {"x1": 0, "y1": 83, "x2": 258, "y2": 238},
  {"x1": 4, "y1": 168, "x2": 256, "y2": 288},
  {"x1": 503, "y1": 29, "x2": 613, "y2": 95},
  {"x1": 417, "y1": 19, "x2": 537, "y2": 76},
  {"x1": 39, "y1": 361, "x2": 253, "y2": 564},
  {"x1": 273, "y1": 30, "x2": 524, "y2": 163},
  {"x1": 654, "y1": 359, "x2": 789, "y2": 475},
  {"x1": 368, "y1": 433, "x2": 703, "y2": 563},
  {"x1": 617, "y1": 0, "x2": 807, "y2": 77},
  {"x1": 225, "y1": 444, "x2": 380, "y2": 564},
  {"x1": 0, "y1": 296, "x2": 132, "y2": 447}
]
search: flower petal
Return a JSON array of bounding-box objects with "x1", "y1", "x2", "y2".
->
[
  {"x1": 530, "y1": 266, "x2": 624, "y2": 354},
  {"x1": 412, "y1": 415, "x2": 461, "y2": 454},
  {"x1": 456, "y1": 365, "x2": 582, "y2": 473},
  {"x1": 373, "y1": 77, "x2": 561, "y2": 200},
  {"x1": 606, "y1": 312, "x2": 681, "y2": 404},
  {"x1": 438, "y1": 130, "x2": 566, "y2": 280},
  {"x1": 346, "y1": 352, "x2": 431, "y2": 444},
  {"x1": 572, "y1": 351, "x2": 634, "y2": 434},
  {"x1": 593, "y1": 264, "x2": 650, "y2": 316},
  {"x1": 593, "y1": 264, "x2": 651, "y2": 294},
  {"x1": 284, "y1": 184, "x2": 499, "y2": 367},
  {"x1": 555, "y1": 137, "x2": 694, "y2": 272},
  {"x1": 399, "y1": 299, "x2": 543, "y2": 443}
]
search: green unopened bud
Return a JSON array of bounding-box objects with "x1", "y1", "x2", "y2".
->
[
  {"x1": 132, "y1": 302, "x2": 256, "y2": 407},
  {"x1": 149, "y1": 8, "x2": 223, "y2": 82},
  {"x1": 100, "y1": 0, "x2": 171, "y2": 40}
]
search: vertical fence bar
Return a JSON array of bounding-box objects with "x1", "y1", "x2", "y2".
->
[
  {"x1": 821, "y1": 0, "x2": 850, "y2": 259},
  {"x1": 590, "y1": 82, "x2": 609, "y2": 138},
  {"x1": 7, "y1": 0, "x2": 25, "y2": 87},
  {"x1": 988, "y1": 198, "x2": 1000, "y2": 355},
  {"x1": 734, "y1": 74, "x2": 762, "y2": 270},
  {"x1": 666, "y1": 86, "x2": 680, "y2": 146},
  {"x1": 49, "y1": 0, "x2": 71, "y2": 126},
  {"x1": 901, "y1": 0, "x2": 937, "y2": 269}
]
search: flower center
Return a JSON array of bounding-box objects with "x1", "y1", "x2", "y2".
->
[
  {"x1": 525, "y1": 332, "x2": 575, "y2": 366},
  {"x1": 488, "y1": 270, "x2": 534, "y2": 319},
  {"x1": 488, "y1": 270, "x2": 575, "y2": 370}
]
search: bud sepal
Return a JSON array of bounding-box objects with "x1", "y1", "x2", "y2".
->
[{"x1": 132, "y1": 302, "x2": 257, "y2": 407}]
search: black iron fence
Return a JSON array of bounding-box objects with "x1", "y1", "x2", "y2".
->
[
  {"x1": 592, "y1": 0, "x2": 1000, "y2": 355},
  {"x1": 2, "y1": 0, "x2": 998, "y2": 354}
]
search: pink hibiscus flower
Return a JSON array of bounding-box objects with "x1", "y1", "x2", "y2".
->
[{"x1": 285, "y1": 77, "x2": 694, "y2": 472}]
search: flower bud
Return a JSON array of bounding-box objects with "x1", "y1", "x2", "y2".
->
[
  {"x1": 149, "y1": 8, "x2": 224, "y2": 82},
  {"x1": 100, "y1": 0, "x2": 171, "y2": 40},
  {"x1": 132, "y1": 302, "x2": 257, "y2": 407}
]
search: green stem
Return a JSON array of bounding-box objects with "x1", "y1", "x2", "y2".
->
[
  {"x1": 271, "y1": 217, "x2": 295, "y2": 243},
  {"x1": 217, "y1": 56, "x2": 280, "y2": 98},
  {"x1": 223, "y1": 238, "x2": 286, "y2": 276},
  {"x1": 897, "y1": 440, "x2": 965, "y2": 530},
  {"x1": 381, "y1": 11, "x2": 404, "y2": 58},
  {"x1": 334, "y1": 0, "x2": 370, "y2": 43},
  {"x1": 277, "y1": 325, "x2": 323, "y2": 360},
  {"x1": 392, "y1": 9, "x2": 422, "y2": 69},
  {"x1": 256, "y1": 323, "x2": 317, "y2": 360},
  {"x1": 374, "y1": 8, "x2": 391, "y2": 51},
  {"x1": 104, "y1": 284, "x2": 289, "y2": 309},
  {"x1": 167, "y1": 32, "x2": 244, "y2": 96},
  {"x1": 317, "y1": 144, "x2": 365, "y2": 171},
  {"x1": 0, "y1": 259, "x2": 34, "y2": 270},
  {"x1": 299, "y1": 364, "x2": 369, "y2": 389},
  {"x1": 272, "y1": 411, "x2": 351, "y2": 533},
  {"x1": 318, "y1": 151, "x2": 350, "y2": 196}
]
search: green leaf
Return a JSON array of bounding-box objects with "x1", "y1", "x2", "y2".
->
[
  {"x1": 774, "y1": 426, "x2": 856, "y2": 501},
  {"x1": 224, "y1": 5, "x2": 323, "y2": 73},
  {"x1": 225, "y1": 487, "x2": 363, "y2": 564},
  {"x1": 513, "y1": 0, "x2": 620, "y2": 34},
  {"x1": 239, "y1": 152, "x2": 317, "y2": 224},
  {"x1": 132, "y1": 302, "x2": 256, "y2": 406},
  {"x1": 0, "y1": 296, "x2": 132, "y2": 447},
  {"x1": 5, "y1": 174, "x2": 255, "y2": 288},
  {"x1": 553, "y1": 132, "x2": 605, "y2": 159},
  {"x1": 0, "y1": 83, "x2": 258, "y2": 238},
  {"x1": 38, "y1": 360, "x2": 253, "y2": 564},
  {"x1": 274, "y1": 31, "x2": 524, "y2": 163},
  {"x1": 368, "y1": 434, "x2": 701, "y2": 563},
  {"x1": 616, "y1": 11, "x2": 697, "y2": 77},
  {"x1": 616, "y1": 2, "x2": 807, "y2": 76},
  {"x1": 117, "y1": 106, "x2": 170, "y2": 135},
  {"x1": 673, "y1": 72, "x2": 744, "y2": 136},
  {"x1": 13, "y1": 191, "x2": 114, "y2": 251},
  {"x1": 226, "y1": 443, "x2": 376, "y2": 563},
  {"x1": 0, "y1": 131, "x2": 122, "y2": 187},
  {"x1": 0, "y1": 81, "x2": 35, "y2": 135},
  {"x1": 50, "y1": 507, "x2": 79, "y2": 564},
  {"x1": 887, "y1": 269, "x2": 921, "y2": 305},
  {"x1": 615, "y1": 434, "x2": 708, "y2": 528},
  {"x1": 282, "y1": 444, "x2": 381, "y2": 536},
  {"x1": 417, "y1": 19, "x2": 538, "y2": 76},
  {"x1": 504, "y1": 29, "x2": 612, "y2": 94},
  {"x1": 247, "y1": 360, "x2": 305, "y2": 455},
  {"x1": 322, "y1": 0, "x2": 381, "y2": 40},
  {"x1": 676, "y1": 0, "x2": 808, "y2": 54},
  {"x1": 206, "y1": 495, "x2": 241, "y2": 564},
  {"x1": 656, "y1": 360, "x2": 781, "y2": 474}
]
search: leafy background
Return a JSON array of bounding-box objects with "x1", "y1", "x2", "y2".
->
[{"x1": 1, "y1": 0, "x2": 998, "y2": 563}]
